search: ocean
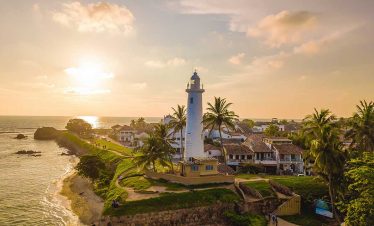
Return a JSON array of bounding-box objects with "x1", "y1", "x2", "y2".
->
[{"x1": 0, "y1": 116, "x2": 161, "y2": 225}]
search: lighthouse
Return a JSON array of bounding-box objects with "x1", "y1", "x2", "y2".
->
[{"x1": 184, "y1": 71, "x2": 205, "y2": 160}]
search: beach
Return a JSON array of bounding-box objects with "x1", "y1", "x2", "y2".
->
[{"x1": 60, "y1": 172, "x2": 104, "y2": 225}]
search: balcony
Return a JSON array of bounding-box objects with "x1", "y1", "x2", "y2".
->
[
  {"x1": 227, "y1": 159, "x2": 253, "y2": 166},
  {"x1": 254, "y1": 158, "x2": 277, "y2": 165},
  {"x1": 279, "y1": 158, "x2": 303, "y2": 163}
]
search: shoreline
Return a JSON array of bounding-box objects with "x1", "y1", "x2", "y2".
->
[{"x1": 60, "y1": 170, "x2": 104, "y2": 225}]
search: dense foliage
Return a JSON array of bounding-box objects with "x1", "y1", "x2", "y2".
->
[
  {"x1": 75, "y1": 155, "x2": 108, "y2": 181},
  {"x1": 339, "y1": 152, "x2": 374, "y2": 226},
  {"x1": 65, "y1": 118, "x2": 92, "y2": 135},
  {"x1": 264, "y1": 124, "x2": 280, "y2": 137}
]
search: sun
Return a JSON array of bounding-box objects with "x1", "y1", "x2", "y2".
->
[{"x1": 64, "y1": 58, "x2": 113, "y2": 95}]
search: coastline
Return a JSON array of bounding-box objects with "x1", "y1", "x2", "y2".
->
[{"x1": 60, "y1": 170, "x2": 104, "y2": 225}]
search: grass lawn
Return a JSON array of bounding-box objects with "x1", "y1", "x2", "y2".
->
[
  {"x1": 235, "y1": 174, "x2": 262, "y2": 180},
  {"x1": 244, "y1": 180, "x2": 275, "y2": 197},
  {"x1": 282, "y1": 212, "x2": 330, "y2": 226},
  {"x1": 267, "y1": 176, "x2": 328, "y2": 205},
  {"x1": 94, "y1": 138, "x2": 133, "y2": 156},
  {"x1": 104, "y1": 188, "x2": 240, "y2": 216}
]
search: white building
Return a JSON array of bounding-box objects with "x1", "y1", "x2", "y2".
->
[
  {"x1": 184, "y1": 71, "x2": 205, "y2": 160},
  {"x1": 118, "y1": 125, "x2": 135, "y2": 143}
]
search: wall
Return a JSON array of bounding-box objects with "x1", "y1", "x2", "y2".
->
[
  {"x1": 273, "y1": 195, "x2": 301, "y2": 216},
  {"x1": 145, "y1": 171, "x2": 234, "y2": 185},
  {"x1": 98, "y1": 203, "x2": 235, "y2": 226}
]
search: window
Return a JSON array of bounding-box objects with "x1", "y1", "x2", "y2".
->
[
  {"x1": 191, "y1": 165, "x2": 199, "y2": 171},
  {"x1": 190, "y1": 97, "x2": 193, "y2": 104},
  {"x1": 208, "y1": 151, "x2": 212, "y2": 155},
  {"x1": 205, "y1": 165, "x2": 213, "y2": 171},
  {"x1": 241, "y1": 155, "x2": 245, "y2": 159},
  {"x1": 229, "y1": 154, "x2": 233, "y2": 159}
]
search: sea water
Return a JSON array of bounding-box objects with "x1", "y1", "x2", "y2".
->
[{"x1": 0, "y1": 116, "x2": 160, "y2": 225}]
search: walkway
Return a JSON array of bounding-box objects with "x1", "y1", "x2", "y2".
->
[{"x1": 269, "y1": 217, "x2": 299, "y2": 226}]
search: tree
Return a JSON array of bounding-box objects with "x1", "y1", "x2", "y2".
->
[
  {"x1": 75, "y1": 155, "x2": 106, "y2": 181},
  {"x1": 203, "y1": 97, "x2": 238, "y2": 165},
  {"x1": 346, "y1": 100, "x2": 374, "y2": 153},
  {"x1": 280, "y1": 119, "x2": 288, "y2": 125},
  {"x1": 242, "y1": 119, "x2": 255, "y2": 128},
  {"x1": 134, "y1": 135, "x2": 169, "y2": 172},
  {"x1": 66, "y1": 118, "x2": 92, "y2": 135},
  {"x1": 169, "y1": 105, "x2": 186, "y2": 160},
  {"x1": 303, "y1": 109, "x2": 345, "y2": 224},
  {"x1": 342, "y1": 152, "x2": 374, "y2": 226},
  {"x1": 153, "y1": 124, "x2": 177, "y2": 172},
  {"x1": 264, "y1": 124, "x2": 280, "y2": 137}
]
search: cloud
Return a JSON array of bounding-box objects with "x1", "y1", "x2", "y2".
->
[
  {"x1": 145, "y1": 57, "x2": 186, "y2": 68},
  {"x1": 228, "y1": 53, "x2": 245, "y2": 65},
  {"x1": 293, "y1": 26, "x2": 358, "y2": 55},
  {"x1": 52, "y1": 1, "x2": 134, "y2": 34},
  {"x1": 64, "y1": 87, "x2": 111, "y2": 95},
  {"x1": 248, "y1": 11, "x2": 317, "y2": 48}
]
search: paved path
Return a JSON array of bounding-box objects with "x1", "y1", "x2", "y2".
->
[{"x1": 269, "y1": 217, "x2": 299, "y2": 226}]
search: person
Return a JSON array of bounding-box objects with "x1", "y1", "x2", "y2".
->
[
  {"x1": 271, "y1": 214, "x2": 276, "y2": 225},
  {"x1": 275, "y1": 215, "x2": 278, "y2": 226}
]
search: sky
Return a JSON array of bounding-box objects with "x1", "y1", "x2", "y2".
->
[{"x1": 0, "y1": 0, "x2": 373, "y2": 119}]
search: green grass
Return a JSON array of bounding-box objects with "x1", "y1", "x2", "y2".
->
[
  {"x1": 58, "y1": 132, "x2": 123, "y2": 164},
  {"x1": 267, "y1": 176, "x2": 328, "y2": 205},
  {"x1": 244, "y1": 180, "x2": 275, "y2": 197},
  {"x1": 104, "y1": 188, "x2": 240, "y2": 216},
  {"x1": 236, "y1": 174, "x2": 262, "y2": 180},
  {"x1": 224, "y1": 211, "x2": 267, "y2": 226},
  {"x1": 93, "y1": 138, "x2": 133, "y2": 156},
  {"x1": 282, "y1": 212, "x2": 330, "y2": 226}
]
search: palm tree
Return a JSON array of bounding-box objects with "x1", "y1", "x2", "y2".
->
[
  {"x1": 310, "y1": 125, "x2": 346, "y2": 224},
  {"x1": 346, "y1": 100, "x2": 374, "y2": 152},
  {"x1": 134, "y1": 135, "x2": 169, "y2": 172},
  {"x1": 303, "y1": 108, "x2": 336, "y2": 136},
  {"x1": 203, "y1": 97, "x2": 238, "y2": 165},
  {"x1": 153, "y1": 124, "x2": 177, "y2": 173},
  {"x1": 303, "y1": 109, "x2": 345, "y2": 224},
  {"x1": 169, "y1": 105, "x2": 186, "y2": 160}
]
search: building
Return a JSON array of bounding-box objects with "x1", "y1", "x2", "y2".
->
[
  {"x1": 118, "y1": 125, "x2": 135, "y2": 143},
  {"x1": 179, "y1": 71, "x2": 221, "y2": 178}
]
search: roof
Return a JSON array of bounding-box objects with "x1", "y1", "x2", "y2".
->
[
  {"x1": 119, "y1": 125, "x2": 135, "y2": 131},
  {"x1": 224, "y1": 143, "x2": 253, "y2": 155},
  {"x1": 243, "y1": 134, "x2": 272, "y2": 153},
  {"x1": 263, "y1": 137, "x2": 292, "y2": 142},
  {"x1": 217, "y1": 163, "x2": 235, "y2": 175},
  {"x1": 204, "y1": 144, "x2": 221, "y2": 152},
  {"x1": 273, "y1": 144, "x2": 304, "y2": 155}
]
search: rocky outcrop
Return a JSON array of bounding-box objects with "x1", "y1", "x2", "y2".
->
[
  {"x1": 34, "y1": 127, "x2": 60, "y2": 140},
  {"x1": 15, "y1": 150, "x2": 42, "y2": 157},
  {"x1": 14, "y1": 134, "x2": 27, "y2": 139}
]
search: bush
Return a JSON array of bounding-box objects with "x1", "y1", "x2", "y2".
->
[
  {"x1": 66, "y1": 118, "x2": 92, "y2": 135},
  {"x1": 34, "y1": 127, "x2": 60, "y2": 140},
  {"x1": 224, "y1": 211, "x2": 267, "y2": 226},
  {"x1": 240, "y1": 163, "x2": 264, "y2": 174},
  {"x1": 76, "y1": 155, "x2": 107, "y2": 181}
]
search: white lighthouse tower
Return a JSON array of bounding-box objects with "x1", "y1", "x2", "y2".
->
[{"x1": 184, "y1": 71, "x2": 205, "y2": 160}]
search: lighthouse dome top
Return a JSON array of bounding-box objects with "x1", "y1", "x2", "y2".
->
[
  {"x1": 187, "y1": 71, "x2": 204, "y2": 92},
  {"x1": 191, "y1": 71, "x2": 200, "y2": 80}
]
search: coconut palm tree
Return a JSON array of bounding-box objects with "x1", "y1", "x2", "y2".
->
[
  {"x1": 203, "y1": 97, "x2": 238, "y2": 165},
  {"x1": 303, "y1": 109, "x2": 346, "y2": 224},
  {"x1": 303, "y1": 108, "x2": 336, "y2": 136},
  {"x1": 169, "y1": 105, "x2": 186, "y2": 160},
  {"x1": 310, "y1": 125, "x2": 346, "y2": 224},
  {"x1": 134, "y1": 135, "x2": 169, "y2": 172},
  {"x1": 153, "y1": 124, "x2": 177, "y2": 173},
  {"x1": 346, "y1": 100, "x2": 374, "y2": 152}
]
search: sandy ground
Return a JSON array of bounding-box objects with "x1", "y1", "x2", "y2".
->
[{"x1": 60, "y1": 173, "x2": 104, "y2": 225}]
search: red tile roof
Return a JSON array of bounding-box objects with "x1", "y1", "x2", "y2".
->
[{"x1": 273, "y1": 144, "x2": 304, "y2": 155}]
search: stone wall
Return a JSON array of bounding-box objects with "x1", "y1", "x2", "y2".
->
[{"x1": 96, "y1": 203, "x2": 235, "y2": 226}]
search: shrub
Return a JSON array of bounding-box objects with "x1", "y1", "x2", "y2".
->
[{"x1": 239, "y1": 163, "x2": 264, "y2": 174}]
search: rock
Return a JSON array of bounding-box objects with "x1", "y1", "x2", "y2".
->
[
  {"x1": 15, "y1": 150, "x2": 42, "y2": 155},
  {"x1": 34, "y1": 127, "x2": 60, "y2": 140},
  {"x1": 15, "y1": 134, "x2": 27, "y2": 139},
  {"x1": 60, "y1": 152, "x2": 73, "y2": 156}
]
